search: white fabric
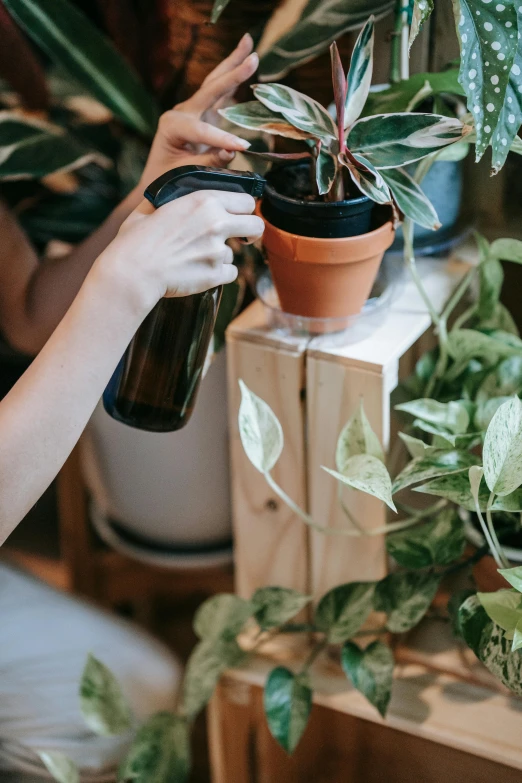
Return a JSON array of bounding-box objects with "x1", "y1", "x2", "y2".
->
[{"x1": 0, "y1": 563, "x2": 182, "y2": 780}]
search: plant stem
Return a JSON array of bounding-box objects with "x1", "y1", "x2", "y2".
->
[
  {"x1": 473, "y1": 494, "x2": 504, "y2": 568},
  {"x1": 452, "y1": 303, "x2": 477, "y2": 332},
  {"x1": 300, "y1": 637, "x2": 328, "y2": 674},
  {"x1": 338, "y1": 484, "x2": 365, "y2": 532},
  {"x1": 264, "y1": 471, "x2": 361, "y2": 537},
  {"x1": 441, "y1": 267, "x2": 477, "y2": 323},
  {"x1": 279, "y1": 623, "x2": 318, "y2": 634},
  {"x1": 403, "y1": 218, "x2": 440, "y2": 328},
  {"x1": 486, "y1": 492, "x2": 510, "y2": 568}
]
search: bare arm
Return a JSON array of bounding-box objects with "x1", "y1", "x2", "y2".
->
[
  {"x1": 0, "y1": 190, "x2": 263, "y2": 543},
  {"x1": 0, "y1": 35, "x2": 256, "y2": 354}
]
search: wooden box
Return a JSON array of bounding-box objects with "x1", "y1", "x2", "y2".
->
[{"x1": 226, "y1": 251, "x2": 473, "y2": 600}]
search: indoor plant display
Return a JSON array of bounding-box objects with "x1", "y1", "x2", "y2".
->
[{"x1": 221, "y1": 17, "x2": 470, "y2": 319}]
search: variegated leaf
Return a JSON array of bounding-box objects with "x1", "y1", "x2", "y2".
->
[
  {"x1": 253, "y1": 83, "x2": 337, "y2": 146},
  {"x1": 341, "y1": 641, "x2": 393, "y2": 717},
  {"x1": 347, "y1": 113, "x2": 468, "y2": 169},
  {"x1": 415, "y1": 471, "x2": 522, "y2": 512},
  {"x1": 316, "y1": 149, "x2": 337, "y2": 195},
  {"x1": 258, "y1": 0, "x2": 395, "y2": 82},
  {"x1": 342, "y1": 152, "x2": 392, "y2": 204},
  {"x1": 336, "y1": 400, "x2": 385, "y2": 471},
  {"x1": 453, "y1": 0, "x2": 518, "y2": 163},
  {"x1": 0, "y1": 111, "x2": 106, "y2": 181},
  {"x1": 238, "y1": 380, "x2": 283, "y2": 474},
  {"x1": 323, "y1": 455, "x2": 396, "y2": 511},
  {"x1": 409, "y1": 0, "x2": 434, "y2": 49},
  {"x1": 210, "y1": 0, "x2": 231, "y2": 23},
  {"x1": 483, "y1": 396, "x2": 522, "y2": 496},
  {"x1": 490, "y1": 5, "x2": 522, "y2": 172},
  {"x1": 490, "y1": 237, "x2": 522, "y2": 263},
  {"x1": 38, "y1": 752, "x2": 79, "y2": 783},
  {"x1": 119, "y1": 713, "x2": 190, "y2": 783},
  {"x1": 392, "y1": 449, "x2": 478, "y2": 494},
  {"x1": 378, "y1": 167, "x2": 440, "y2": 230},
  {"x1": 345, "y1": 17, "x2": 375, "y2": 128},
  {"x1": 395, "y1": 398, "x2": 470, "y2": 435},
  {"x1": 478, "y1": 589, "x2": 522, "y2": 636},
  {"x1": 264, "y1": 667, "x2": 312, "y2": 754},
  {"x1": 219, "y1": 102, "x2": 314, "y2": 141}
]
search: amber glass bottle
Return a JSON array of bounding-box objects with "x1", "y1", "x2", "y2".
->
[{"x1": 103, "y1": 166, "x2": 265, "y2": 432}]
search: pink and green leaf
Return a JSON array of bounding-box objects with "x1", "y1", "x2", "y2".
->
[
  {"x1": 341, "y1": 151, "x2": 391, "y2": 204},
  {"x1": 316, "y1": 149, "x2": 337, "y2": 195},
  {"x1": 379, "y1": 167, "x2": 440, "y2": 230},
  {"x1": 330, "y1": 41, "x2": 347, "y2": 148},
  {"x1": 253, "y1": 83, "x2": 337, "y2": 146},
  {"x1": 347, "y1": 113, "x2": 469, "y2": 168},
  {"x1": 344, "y1": 17, "x2": 375, "y2": 128},
  {"x1": 219, "y1": 102, "x2": 315, "y2": 141}
]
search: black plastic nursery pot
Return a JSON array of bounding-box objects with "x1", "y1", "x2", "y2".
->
[{"x1": 258, "y1": 163, "x2": 395, "y2": 319}]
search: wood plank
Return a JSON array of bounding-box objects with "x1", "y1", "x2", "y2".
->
[
  {"x1": 307, "y1": 358, "x2": 392, "y2": 598},
  {"x1": 227, "y1": 326, "x2": 309, "y2": 598}
]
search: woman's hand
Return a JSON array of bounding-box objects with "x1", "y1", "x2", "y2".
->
[
  {"x1": 96, "y1": 190, "x2": 264, "y2": 312},
  {"x1": 140, "y1": 34, "x2": 257, "y2": 188}
]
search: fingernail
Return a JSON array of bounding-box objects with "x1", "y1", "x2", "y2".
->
[
  {"x1": 241, "y1": 32, "x2": 253, "y2": 47},
  {"x1": 247, "y1": 52, "x2": 259, "y2": 68},
  {"x1": 235, "y1": 137, "x2": 251, "y2": 149},
  {"x1": 219, "y1": 149, "x2": 235, "y2": 160}
]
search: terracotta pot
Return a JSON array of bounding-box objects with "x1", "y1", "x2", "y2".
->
[{"x1": 260, "y1": 211, "x2": 395, "y2": 319}]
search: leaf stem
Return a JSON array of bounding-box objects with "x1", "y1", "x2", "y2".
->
[
  {"x1": 441, "y1": 268, "x2": 477, "y2": 323},
  {"x1": 264, "y1": 472, "x2": 362, "y2": 537},
  {"x1": 452, "y1": 303, "x2": 477, "y2": 332},
  {"x1": 486, "y1": 492, "x2": 510, "y2": 568},
  {"x1": 338, "y1": 484, "x2": 365, "y2": 532},
  {"x1": 300, "y1": 638, "x2": 328, "y2": 674},
  {"x1": 473, "y1": 493, "x2": 504, "y2": 568}
]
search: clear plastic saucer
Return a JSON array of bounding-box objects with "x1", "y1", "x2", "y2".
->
[{"x1": 256, "y1": 253, "x2": 404, "y2": 344}]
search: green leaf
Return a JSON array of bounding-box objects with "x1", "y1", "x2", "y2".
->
[
  {"x1": 498, "y1": 565, "x2": 522, "y2": 592},
  {"x1": 410, "y1": 0, "x2": 434, "y2": 48},
  {"x1": 490, "y1": 237, "x2": 522, "y2": 264},
  {"x1": 316, "y1": 149, "x2": 337, "y2": 195},
  {"x1": 345, "y1": 17, "x2": 375, "y2": 127},
  {"x1": 79, "y1": 654, "x2": 132, "y2": 737},
  {"x1": 315, "y1": 582, "x2": 375, "y2": 643},
  {"x1": 336, "y1": 401, "x2": 384, "y2": 472},
  {"x1": 0, "y1": 112, "x2": 106, "y2": 181},
  {"x1": 478, "y1": 589, "x2": 522, "y2": 634},
  {"x1": 392, "y1": 449, "x2": 477, "y2": 494},
  {"x1": 398, "y1": 432, "x2": 432, "y2": 458},
  {"x1": 344, "y1": 152, "x2": 392, "y2": 204},
  {"x1": 387, "y1": 508, "x2": 465, "y2": 568},
  {"x1": 448, "y1": 588, "x2": 477, "y2": 638},
  {"x1": 323, "y1": 456, "x2": 396, "y2": 511},
  {"x1": 481, "y1": 302, "x2": 520, "y2": 336},
  {"x1": 512, "y1": 620, "x2": 522, "y2": 651},
  {"x1": 447, "y1": 330, "x2": 521, "y2": 376},
  {"x1": 478, "y1": 258, "x2": 504, "y2": 321},
  {"x1": 374, "y1": 571, "x2": 441, "y2": 633},
  {"x1": 348, "y1": 113, "x2": 467, "y2": 169},
  {"x1": 193, "y1": 594, "x2": 254, "y2": 642},
  {"x1": 379, "y1": 166, "x2": 440, "y2": 230},
  {"x1": 395, "y1": 398, "x2": 470, "y2": 435},
  {"x1": 210, "y1": 0, "x2": 231, "y2": 23},
  {"x1": 483, "y1": 396, "x2": 522, "y2": 495},
  {"x1": 363, "y1": 71, "x2": 464, "y2": 116},
  {"x1": 252, "y1": 587, "x2": 311, "y2": 630},
  {"x1": 341, "y1": 641, "x2": 394, "y2": 717},
  {"x1": 490, "y1": 5, "x2": 522, "y2": 173},
  {"x1": 412, "y1": 419, "x2": 457, "y2": 447},
  {"x1": 264, "y1": 667, "x2": 312, "y2": 754},
  {"x1": 253, "y1": 83, "x2": 336, "y2": 145},
  {"x1": 415, "y1": 471, "x2": 522, "y2": 511},
  {"x1": 3, "y1": 0, "x2": 158, "y2": 135},
  {"x1": 258, "y1": 0, "x2": 395, "y2": 82},
  {"x1": 474, "y1": 396, "x2": 511, "y2": 431},
  {"x1": 38, "y1": 752, "x2": 79, "y2": 783},
  {"x1": 219, "y1": 102, "x2": 315, "y2": 141},
  {"x1": 476, "y1": 356, "x2": 522, "y2": 403},
  {"x1": 459, "y1": 595, "x2": 522, "y2": 695},
  {"x1": 183, "y1": 638, "x2": 245, "y2": 719},
  {"x1": 238, "y1": 380, "x2": 283, "y2": 473},
  {"x1": 453, "y1": 0, "x2": 518, "y2": 163},
  {"x1": 119, "y1": 712, "x2": 190, "y2": 783}
]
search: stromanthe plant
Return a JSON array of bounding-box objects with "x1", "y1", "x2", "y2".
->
[{"x1": 221, "y1": 17, "x2": 470, "y2": 230}]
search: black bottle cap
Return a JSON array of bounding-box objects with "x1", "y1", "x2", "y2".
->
[{"x1": 144, "y1": 165, "x2": 266, "y2": 208}]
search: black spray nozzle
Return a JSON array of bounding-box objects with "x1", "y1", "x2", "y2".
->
[{"x1": 144, "y1": 165, "x2": 266, "y2": 208}]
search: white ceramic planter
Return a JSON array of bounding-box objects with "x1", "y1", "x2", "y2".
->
[{"x1": 81, "y1": 351, "x2": 231, "y2": 559}]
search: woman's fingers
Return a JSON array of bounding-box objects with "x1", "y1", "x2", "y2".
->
[
  {"x1": 221, "y1": 214, "x2": 265, "y2": 241},
  {"x1": 160, "y1": 111, "x2": 249, "y2": 152},
  {"x1": 182, "y1": 52, "x2": 258, "y2": 117},
  {"x1": 205, "y1": 33, "x2": 254, "y2": 82}
]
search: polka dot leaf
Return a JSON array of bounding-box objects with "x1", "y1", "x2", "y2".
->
[
  {"x1": 453, "y1": 0, "x2": 517, "y2": 161},
  {"x1": 490, "y1": 5, "x2": 522, "y2": 172}
]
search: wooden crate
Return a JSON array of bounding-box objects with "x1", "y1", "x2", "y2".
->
[
  {"x1": 207, "y1": 635, "x2": 522, "y2": 783},
  {"x1": 226, "y1": 250, "x2": 474, "y2": 600}
]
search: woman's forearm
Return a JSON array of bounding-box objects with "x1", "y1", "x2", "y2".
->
[
  {"x1": 0, "y1": 188, "x2": 142, "y2": 355},
  {"x1": 0, "y1": 260, "x2": 145, "y2": 543}
]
